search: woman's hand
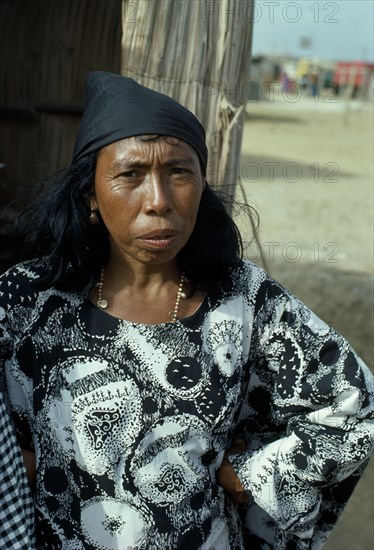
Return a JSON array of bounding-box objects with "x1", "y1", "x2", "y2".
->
[
  {"x1": 21, "y1": 448, "x2": 36, "y2": 488},
  {"x1": 217, "y1": 438, "x2": 249, "y2": 504}
]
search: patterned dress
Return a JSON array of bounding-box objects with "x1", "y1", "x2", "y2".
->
[{"x1": 0, "y1": 260, "x2": 373, "y2": 549}]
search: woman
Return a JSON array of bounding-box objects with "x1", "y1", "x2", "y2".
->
[{"x1": 1, "y1": 71, "x2": 373, "y2": 549}]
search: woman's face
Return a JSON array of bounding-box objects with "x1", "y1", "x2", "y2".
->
[{"x1": 92, "y1": 136, "x2": 205, "y2": 269}]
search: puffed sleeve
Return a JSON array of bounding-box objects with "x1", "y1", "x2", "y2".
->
[{"x1": 229, "y1": 281, "x2": 374, "y2": 547}]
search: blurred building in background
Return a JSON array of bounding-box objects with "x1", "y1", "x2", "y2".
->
[{"x1": 249, "y1": 54, "x2": 374, "y2": 102}]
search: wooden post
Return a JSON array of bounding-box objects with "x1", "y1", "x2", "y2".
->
[{"x1": 121, "y1": 0, "x2": 254, "y2": 200}]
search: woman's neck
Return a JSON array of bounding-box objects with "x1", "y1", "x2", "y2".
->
[{"x1": 91, "y1": 258, "x2": 204, "y2": 324}]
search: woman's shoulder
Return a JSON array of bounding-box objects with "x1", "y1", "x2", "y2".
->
[
  {"x1": 0, "y1": 258, "x2": 46, "y2": 284},
  {"x1": 220, "y1": 259, "x2": 302, "y2": 322},
  {"x1": 0, "y1": 259, "x2": 47, "y2": 308},
  {"x1": 229, "y1": 260, "x2": 288, "y2": 299}
]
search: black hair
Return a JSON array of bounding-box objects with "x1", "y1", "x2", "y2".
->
[
  {"x1": 15, "y1": 142, "x2": 255, "y2": 298},
  {"x1": 15, "y1": 153, "x2": 107, "y2": 294}
]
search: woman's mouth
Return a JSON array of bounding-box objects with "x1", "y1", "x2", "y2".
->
[{"x1": 139, "y1": 230, "x2": 179, "y2": 249}]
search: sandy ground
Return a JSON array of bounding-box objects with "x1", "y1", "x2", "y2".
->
[{"x1": 237, "y1": 94, "x2": 374, "y2": 550}]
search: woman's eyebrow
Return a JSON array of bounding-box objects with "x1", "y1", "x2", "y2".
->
[
  {"x1": 162, "y1": 157, "x2": 195, "y2": 166},
  {"x1": 109, "y1": 158, "x2": 149, "y2": 171}
]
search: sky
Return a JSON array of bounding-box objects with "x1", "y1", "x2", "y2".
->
[{"x1": 251, "y1": 0, "x2": 374, "y2": 62}]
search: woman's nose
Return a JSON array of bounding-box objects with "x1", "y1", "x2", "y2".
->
[{"x1": 144, "y1": 174, "x2": 172, "y2": 215}]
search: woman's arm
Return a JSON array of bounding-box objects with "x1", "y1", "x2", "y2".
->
[
  {"x1": 21, "y1": 448, "x2": 36, "y2": 488},
  {"x1": 217, "y1": 438, "x2": 249, "y2": 504},
  {"x1": 228, "y1": 290, "x2": 374, "y2": 542}
]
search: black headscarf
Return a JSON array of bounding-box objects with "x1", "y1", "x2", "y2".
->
[{"x1": 73, "y1": 71, "x2": 208, "y2": 174}]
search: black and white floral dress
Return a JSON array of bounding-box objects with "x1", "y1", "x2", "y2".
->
[{"x1": 0, "y1": 260, "x2": 373, "y2": 549}]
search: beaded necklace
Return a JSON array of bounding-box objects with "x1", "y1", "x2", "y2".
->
[{"x1": 96, "y1": 267, "x2": 188, "y2": 322}]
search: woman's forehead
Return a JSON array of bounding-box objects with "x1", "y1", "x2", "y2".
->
[{"x1": 99, "y1": 136, "x2": 199, "y2": 163}]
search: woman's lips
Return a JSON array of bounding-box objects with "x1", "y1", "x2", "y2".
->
[
  {"x1": 138, "y1": 230, "x2": 179, "y2": 249},
  {"x1": 141, "y1": 237, "x2": 177, "y2": 248}
]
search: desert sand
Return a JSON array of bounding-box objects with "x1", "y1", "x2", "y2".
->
[{"x1": 237, "y1": 93, "x2": 373, "y2": 550}]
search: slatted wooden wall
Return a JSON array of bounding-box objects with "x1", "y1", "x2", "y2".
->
[
  {"x1": 0, "y1": 0, "x2": 121, "y2": 269},
  {"x1": 0, "y1": 0, "x2": 121, "y2": 208}
]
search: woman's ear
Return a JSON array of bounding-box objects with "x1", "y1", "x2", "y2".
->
[
  {"x1": 89, "y1": 194, "x2": 98, "y2": 211},
  {"x1": 88, "y1": 194, "x2": 100, "y2": 225}
]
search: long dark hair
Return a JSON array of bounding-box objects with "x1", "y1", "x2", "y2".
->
[{"x1": 15, "y1": 149, "x2": 254, "y2": 298}]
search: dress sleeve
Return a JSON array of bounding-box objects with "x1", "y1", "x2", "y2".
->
[{"x1": 229, "y1": 286, "x2": 374, "y2": 545}]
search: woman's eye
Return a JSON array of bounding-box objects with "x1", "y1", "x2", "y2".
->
[
  {"x1": 119, "y1": 170, "x2": 138, "y2": 178},
  {"x1": 172, "y1": 167, "x2": 188, "y2": 174}
]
